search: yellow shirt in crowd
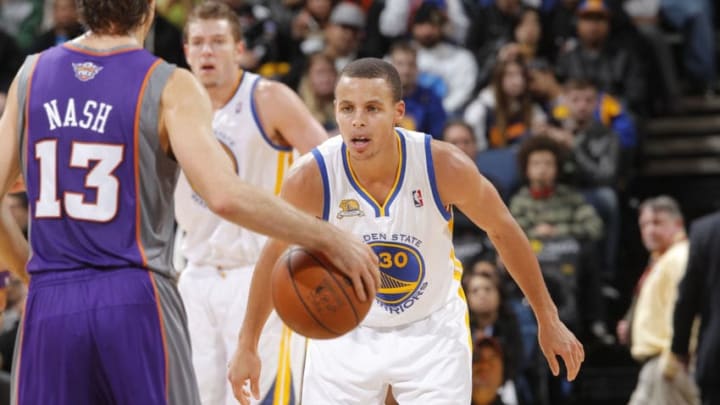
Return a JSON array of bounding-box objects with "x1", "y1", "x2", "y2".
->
[{"x1": 631, "y1": 237, "x2": 688, "y2": 364}]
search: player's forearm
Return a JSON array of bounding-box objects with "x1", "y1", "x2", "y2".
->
[
  {"x1": 209, "y1": 181, "x2": 334, "y2": 253},
  {"x1": 488, "y1": 219, "x2": 558, "y2": 323},
  {"x1": 0, "y1": 202, "x2": 29, "y2": 284}
]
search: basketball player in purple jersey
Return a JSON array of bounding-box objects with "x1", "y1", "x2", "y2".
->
[{"x1": 0, "y1": 1, "x2": 379, "y2": 404}]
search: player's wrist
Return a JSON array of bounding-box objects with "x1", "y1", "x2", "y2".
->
[{"x1": 237, "y1": 332, "x2": 259, "y2": 352}]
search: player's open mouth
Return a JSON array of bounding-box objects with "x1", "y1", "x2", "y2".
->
[
  {"x1": 200, "y1": 64, "x2": 215, "y2": 72},
  {"x1": 351, "y1": 137, "x2": 369, "y2": 146}
]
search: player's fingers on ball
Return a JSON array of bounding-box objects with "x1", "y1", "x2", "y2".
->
[
  {"x1": 363, "y1": 269, "x2": 377, "y2": 298},
  {"x1": 352, "y1": 274, "x2": 368, "y2": 302}
]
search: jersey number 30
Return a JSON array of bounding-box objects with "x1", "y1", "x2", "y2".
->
[{"x1": 34, "y1": 140, "x2": 124, "y2": 222}]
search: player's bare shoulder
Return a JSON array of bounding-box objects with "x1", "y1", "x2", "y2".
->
[
  {"x1": 252, "y1": 77, "x2": 296, "y2": 105},
  {"x1": 429, "y1": 138, "x2": 477, "y2": 178},
  {"x1": 429, "y1": 137, "x2": 488, "y2": 207}
]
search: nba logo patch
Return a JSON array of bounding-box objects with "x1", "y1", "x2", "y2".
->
[
  {"x1": 412, "y1": 189, "x2": 423, "y2": 207},
  {"x1": 72, "y1": 62, "x2": 103, "y2": 82}
]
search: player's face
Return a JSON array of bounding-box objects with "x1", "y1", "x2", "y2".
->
[
  {"x1": 526, "y1": 150, "x2": 557, "y2": 188},
  {"x1": 334, "y1": 76, "x2": 405, "y2": 160},
  {"x1": 185, "y1": 19, "x2": 243, "y2": 89}
]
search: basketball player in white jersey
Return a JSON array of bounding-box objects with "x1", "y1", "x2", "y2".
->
[
  {"x1": 228, "y1": 58, "x2": 584, "y2": 404},
  {"x1": 176, "y1": 3, "x2": 327, "y2": 404}
]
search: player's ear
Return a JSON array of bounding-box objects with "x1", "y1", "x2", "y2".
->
[
  {"x1": 234, "y1": 39, "x2": 246, "y2": 65},
  {"x1": 393, "y1": 100, "x2": 405, "y2": 125}
]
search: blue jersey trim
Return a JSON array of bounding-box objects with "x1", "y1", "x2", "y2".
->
[
  {"x1": 341, "y1": 130, "x2": 406, "y2": 217},
  {"x1": 386, "y1": 129, "x2": 408, "y2": 216},
  {"x1": 250, "y1": 77, "x2": 292, "y2": 152},
  {"x1": 424, "y1": 135, "x2": 452, "y2": 221},
  {"x1": 341, "y1": 142, "x2": 381, "y2": 217},
  {"x1": 311, "y1": 148, "x2": 330, "y2": 221}
]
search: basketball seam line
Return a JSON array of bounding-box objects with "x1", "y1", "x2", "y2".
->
[
  {"x1": 287, "y1": 248, "x2": 341, "y2": 336},
  {"x1": 326, "y1": 271, "x2": 361, "y2": 324}
]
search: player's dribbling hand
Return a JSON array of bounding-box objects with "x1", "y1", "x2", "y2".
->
[
  {"x1": 538, "y1": 316, "x2": 585, "y2": 381},
  {"x1": 324, "y1": 229, "x2": 380, "y2": 302},
  {"x1": 227, "y1": 346, "x2": 261, "y2": 405}
]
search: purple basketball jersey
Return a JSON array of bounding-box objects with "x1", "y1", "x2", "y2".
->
[{"x1": 23, "y1": 44, "x2": 178, "y2": 275}]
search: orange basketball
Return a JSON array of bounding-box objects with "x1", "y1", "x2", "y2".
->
[{"x1": 271, "y1": 247, "x2": 373, "y2": 339}]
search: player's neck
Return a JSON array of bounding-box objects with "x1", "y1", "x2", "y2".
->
[
  {"x1": 207, "y1": 70, "x2": 243, "y2": 111},
  {"x1": 74, "y1": 30, "x2": 143, "y2": 50},
  {"x1": 349, "y1": 131, "x2": 400, "y2": 183}
]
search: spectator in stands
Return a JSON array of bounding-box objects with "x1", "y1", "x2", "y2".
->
[
  {"x1": 477, "y1": 7, "x2": 552, "y2": 87},
  {"x1": 297, "y1": 52, "x2": 338, "y2": 133},
  {"x1": 389, "y1": 40, "x2": 447, "y2": 139},
  {"x1": 464, "y1": 57, "x2": 546, "y2": 150},
  {"x1": 466, "y1": 0, "x2": 522, "y2": 70},
  {"x1": 442, "y1": 119, "x2": 478, "y2": 160},
  {"x1": 538, "y1": 79, "x2": 621, "y2": 280},
  {"x1": 322, "y1": 2, "x2": 366, "y2": 71},
  {"x1": 658, "y1": 0, "x2": 716, "y2": 96},
  {"x1": 617, "y1": 199, "x2": 662, "y2": 346},
  {"x1": 441, "y1": 121, "x2": 495, "y2": 260},
  {"x1": 472, "y1": 337, "x2": 510, "y2": 405},
  {"x1": 622, "y1": 0, "x2": 681, "y2": 112},
  {"x1": 379, "y1": 0, "x2": 472, "y2": 46},
  {"x1": 624, "y1": 196, "x2": 699, "y2": 405},
  {"x1": 555, "y1": 0, "x2": 647, "y2": 114},
  {"x1": 509, "y1": 136, "x2": 608, "y2": 337},
  {"x1": 286, "y1": 2, "x2": 367, "y2": 89},
  {"x1": 27, "y1": 0, "x2": 83, "y2": 54},
  {"x1": 291, "y1": 0, "x2": 335, "y2": 55},
  {"x1": 465, "y1": 270, "x2": 525, "y2": 405},
  {"x1": 411, "y1": 2, "x2": 478, "y2": 115},
  {"x1": 672, "y1": 210, "x2": 720, "y2": 405},
  {"x1": 529, "y1": 61, "x2": 637, "y2": 151}
]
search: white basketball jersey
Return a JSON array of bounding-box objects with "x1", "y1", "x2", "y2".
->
[
  {"x1": 312, "y1": 129, "x2": 464, "y2": 327},
  {"x1": 175, "y1": 71, "x2": 295, "y2": 268}
]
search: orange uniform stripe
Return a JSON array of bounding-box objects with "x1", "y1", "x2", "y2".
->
[{"x1": 133, "y1": 59, "x2": 162, "y2": 267}]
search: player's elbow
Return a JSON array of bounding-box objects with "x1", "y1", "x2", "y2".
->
[{"x1": 204, "y1": 192, "x2": 238, "y2": 219}]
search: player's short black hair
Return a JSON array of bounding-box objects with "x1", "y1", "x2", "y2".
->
[
  {"x1": 77, "y1": 0, "x2": 152, "y2": 36},
  {"x1": 338, "y1": 58, "x2": 403, "y2": 102}
]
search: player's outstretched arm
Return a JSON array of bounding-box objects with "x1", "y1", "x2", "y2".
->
[
  {"x1": 163, "y1": 69, "x2": 378, "y2": 288},
  {"x1": 432, "y1": 140, "x2": 585, "y2": 381},
  {"x1": 254, "y1": 80, "x2": 328, "y2": 154},
  {"x1": 228, "y1": 236, "x2": 289, "y2": 404},
  {"x1": 227, "y1": 154, "x2": 378, "y2": 403},
  {"x1": 0, "y1": 75, "x2": 30, "y2": 284}
]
